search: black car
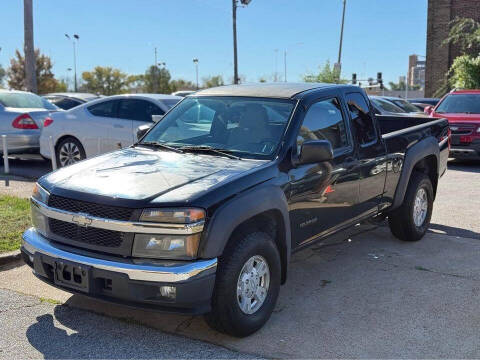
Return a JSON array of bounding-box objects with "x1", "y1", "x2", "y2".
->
[
  {"x1": 43, "y1": 92, "x2": 100, "y2": 110},
  {"x1": 23, "y1": 83, "x2": 449, "y2": 337}
]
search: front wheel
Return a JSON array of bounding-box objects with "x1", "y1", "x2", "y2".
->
[
  {"x1": 388, "y1": 172, "x2": 434, "y2": 241},
  {"x1": 205, "y1": 231, "x2": 281, "y2": 337}
]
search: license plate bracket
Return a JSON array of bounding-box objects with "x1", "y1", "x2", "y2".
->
[{"x1": 54, "y1": 260, "x2": 91, "y2": 293}]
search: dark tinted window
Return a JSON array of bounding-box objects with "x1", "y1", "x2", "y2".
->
[
  {"x1": 346, "y1": 92, "x2": 377, "y2": 145},
  {"x1": 297, "y1": 98, "x2": 348, "y2": 152},
  {"x1": 88, "y1": 100, "x2": 117, "y2": 117},
  {"x1": 436, "y1": 94, "x2": 480, "y2": 114},
  {"x1": 118, "y1": 99, "x2": 164, "y2": 121},
  {"x1": 49, "y1": 97, "x2": 82, "y2": 110}
]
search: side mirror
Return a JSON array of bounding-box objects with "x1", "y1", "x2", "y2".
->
[
  {"x1": 152, "y1": 114, "x2": 164, "y2": 123},
  {"x1": 136, "y1": 124, "x2": 152, "y2": 140},
  {"x1": 297, "y1": 140, "x2": 333, "y2": 165},
  {"x1": 424, "y1": 105, "x2": 433, "y2": 115}
]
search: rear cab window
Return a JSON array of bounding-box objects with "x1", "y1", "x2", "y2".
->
[{"x1": 346, "y1": 92, "x2": 377, "y2": 146}]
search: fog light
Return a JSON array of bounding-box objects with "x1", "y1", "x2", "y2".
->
[{"x1": 159, "y1": 285, "x2": 176, "y2": 300}]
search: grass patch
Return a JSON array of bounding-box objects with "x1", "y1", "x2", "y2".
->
[
  {"x1": 0, "y1": 195, "x2": 31, "y2": 253},
  {"x1": 40, "y1": 297, "x2": 62, "y2": 305}
]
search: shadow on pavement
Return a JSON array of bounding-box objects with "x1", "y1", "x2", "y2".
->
[
  {"x1": 447, "y1": 160, "x2": 480, "y2": 173},
  {"x1": 429, "y1": 222, "x2": 480, "y2": 240},
  {"x1": 0, "y1": 155, "x2": 52, "y2": 180}
]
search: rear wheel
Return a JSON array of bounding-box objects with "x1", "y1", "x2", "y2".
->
[
  {"x1": 56, "y1": 137, "x2": 86, "y2": 168},
  {"x1": 205, "y1": 231, "x2": 281, "y2": 337},
  {"x1": 388, "y1": 172, "x2": 433, "y2": 241}
]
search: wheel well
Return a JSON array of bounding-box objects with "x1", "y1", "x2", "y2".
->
[
  {"x1": 227, "y1": 210, "x2": 288, "y2": 284},
  {"x1": 412, "y1": 155, "x2": 438, "y2": 197},
  {"x1": 55, "y1": 135, "x2": 79, "y2": 150}
]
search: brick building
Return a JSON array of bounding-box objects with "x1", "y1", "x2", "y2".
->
[{"x1": 425, "y1": 0, "x2": 480, "y2": 97}]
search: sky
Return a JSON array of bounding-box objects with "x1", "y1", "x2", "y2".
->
[{"x1": 1, "y1": 0, "x2": 428, "y2": 88}]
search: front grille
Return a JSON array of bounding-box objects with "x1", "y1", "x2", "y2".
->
[
  {"x1": 451, "y1": 124, "x2": 475, "y2": 136},
  {"x1": 48, "y1": 195, "x2": 134, "y2": 221},
  {"x1": 49, "y1": 219, "x2": 125, "y2": 248}
]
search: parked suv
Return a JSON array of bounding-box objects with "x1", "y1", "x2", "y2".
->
[{"x1": 426, "y1": 89, "x2": 480, "y2": 160}]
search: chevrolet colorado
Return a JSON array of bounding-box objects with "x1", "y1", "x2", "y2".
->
[{"x1": 22, "y1": 83, "x2": 449, "y2": 337}]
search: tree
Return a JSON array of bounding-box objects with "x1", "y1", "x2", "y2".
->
[
  {"x1": 389, "y1": 80, "x2": 406, "y2": 91},
  {"x1": 303, "y1": 61, "x2": 346, "y2": 84},
  {"x1": 443, "y1": 17, "x2": 480, "y2": 54},
  {"x1": 449, "y1": 55, "x2": 480, "y2": 89},
  {"x1": 0, "y1": 64, "x2": 6, "y2": 88},
  {"x1": 170, "y1": 79, "x2": 196, "y2": 92},
  {"x1": 202, "y1": 75, "x2": 224, "y2": 88},
  {"x1": 143, "y1": 65, "x2": 173, "y2": 93},
  {"x1": 81, "y1": 66, "x2": 130, "y2": 95},
  {"x1": 7, "y1": 49, "x2": 64, "y2": 94}
]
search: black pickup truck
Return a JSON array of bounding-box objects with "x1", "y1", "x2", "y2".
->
[{"x1": 22, "y1": 83, "x2": 449, "y2": 337}]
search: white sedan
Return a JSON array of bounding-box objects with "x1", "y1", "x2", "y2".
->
[{"x1": 40, "y1": 94, "x2": 181, "y2": 167}]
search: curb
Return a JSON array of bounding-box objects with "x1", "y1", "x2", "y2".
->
[{"x1": 0, "y1": 250, "x2": 22, "y2": 267}]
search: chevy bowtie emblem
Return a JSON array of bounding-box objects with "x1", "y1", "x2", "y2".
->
[
  {"x1": 72, "y1": 213, "x2": 93, "y2": 227},
  {"x1": 450, "y1": 126, "x2": 458, "y2": 131}
]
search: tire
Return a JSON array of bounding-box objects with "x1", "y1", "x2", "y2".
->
[
  {"x1": 205, "y1": 231, "x2": 281, "y2": 337},
  {"x1": 56, "y1": 137, "x2": 86, "y2": 168},
  {"x1": 388, "y1": 171, "x2": 434, "y2": 241}
]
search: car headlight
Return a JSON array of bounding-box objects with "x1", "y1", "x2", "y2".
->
[
  {"x1": 32, "y1": 183, "x2": 50, "y2": 204},
  {"x1": 139, "y1": 208, "x2": 205, "y2": 223},
  {"x1": 476, "y1": 126, "x2": 480, "y2": 133},
  {"x1": 132, "y1": 233, "x2": 201, "y2": 259}
]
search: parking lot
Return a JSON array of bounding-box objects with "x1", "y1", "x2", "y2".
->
[{"x1": 1, "y1": 159, "x2": 479, "y2": 358}]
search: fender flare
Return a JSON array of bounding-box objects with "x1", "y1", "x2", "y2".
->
[
  {"x1": 199, "y1": 184, "x2": 291, "y2": 283},
  {"x1": 391, "y1": 136, "x2": 439, "y2": 210}
]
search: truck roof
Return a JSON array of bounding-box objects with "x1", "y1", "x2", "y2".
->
[{"x1": 194, "y1": 82, "x2": 354, "y2": 99}]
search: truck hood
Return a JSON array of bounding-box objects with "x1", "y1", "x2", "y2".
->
[
  {"x1": 40, "y1": 147, "x2": 268, "y2": 202},
  {"x1": 433, "y1": 112, "x2": 480, "y2": 123}
]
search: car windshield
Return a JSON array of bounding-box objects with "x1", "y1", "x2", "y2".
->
[
  {"x1": 391, "y1": 99, "x2": 420, "y2": 113},
  {"x1": 435, "y1": 94, "x2": 480, "y2": 114},
  {"x1": 141, "y1": 96, "x2": 295, "y2": 159},
  {"x1": 371, "y1": 98, "x2": 405, "y2": 113},
  {"x1": 0, "y1": 92, "x2": 50, "y2": 109},
  {"x1": 161, "y1": 99, "x2": 181, "y2": 109}
]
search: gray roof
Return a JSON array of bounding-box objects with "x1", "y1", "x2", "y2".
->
[{"x1": 194, "y1": 82, "x2": 342, "y2": 99}]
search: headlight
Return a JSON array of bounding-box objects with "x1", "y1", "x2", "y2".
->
[
  {"x1": 476, "y1": 126, "x2": 480, "y2": 133},
  {"x1": 32, "y1": 183, "x2": 50, "y2": 204},
  {"x1": 132, "y1": 233, "x2": 201, "y2": 259},
  {"x1": 140, "y1": 208, "x2": 205, "y2": 223}
]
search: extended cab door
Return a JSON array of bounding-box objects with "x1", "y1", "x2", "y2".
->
[
  {"x1": 288, "y1": 95, "x2": 362, "y2": 248},
  {"x1": 345, "y1": 92, "x2": 387, "y2": 216}
]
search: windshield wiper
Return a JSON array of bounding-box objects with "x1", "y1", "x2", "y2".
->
[
  {"x1": 179, "y1": 145, "x2": 242, "y2": 160},
  {"x1": 137, "y1": 141, "x2": 184, "y2": 153}
]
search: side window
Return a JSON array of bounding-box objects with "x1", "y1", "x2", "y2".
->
[
  {"x1": 118, "y1": 99, "x2": 164, "y2": 122},
  {"x1": 87, "y1": 100, "x2": 117, "y2": 118},
  {"x1": 297, "y1": 97, "x2": 349, "y2": 153},
  {"x1": 346, "y1": 92, "x2": 377, "y2": 145}
]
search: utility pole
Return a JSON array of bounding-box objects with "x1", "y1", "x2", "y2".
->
[
  {"x1": 336, "y1": 0, "x2": 347, "y2": 80},
  {"x1": 24, "y1": 0, "x2": 37, "y2": 93},
  {"x1": 232, "y1": 0, "x2": 239, "y2": 84}
]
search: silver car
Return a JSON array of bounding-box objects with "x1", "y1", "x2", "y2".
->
[{"x1": 0, "y1": 89, "x2": 59, "y2": 154}]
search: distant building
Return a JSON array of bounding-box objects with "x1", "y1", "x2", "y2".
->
[
  {"x1": 425, "y1": 0, "x2": 480, "y2": 97},
  {"x1": 408, "y1": 55, "x2": 425, "y2": 89}
]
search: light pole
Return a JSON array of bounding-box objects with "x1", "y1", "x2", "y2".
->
[
  {"x1": 24, "y1": 0, "x2": 37, "y2": 93},
  {"x1": 283, "y1": 42, "x2": 303, "y2": 82},
  {"x1": 158, "y1": 62, "x2": 165, "y2": 93},
  {"x1": 274, "y1": 49, "x2": 279, "y2": 82},
  {"x1": 336, "y1": 0, "x2": 347, "y2": 80},
  {"x1": 193, "y1": 58, "x2": 199, "y2": 90},
  {"x1": 65, "y1": 33, "x2": 79, "y2": 92},
  {"x1": 232, "y1": 0, "x2": 252, "y2": 84},
  {"x1": 66, "y1": 68, "x2": 72, "y2": 91}
]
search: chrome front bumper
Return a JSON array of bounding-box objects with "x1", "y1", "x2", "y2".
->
[{"x1": 22, "y1": 227, "x2": 217, "y2": 283}]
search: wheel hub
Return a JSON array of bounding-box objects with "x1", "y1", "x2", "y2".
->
[
  {"x1": 236, "y1": 255, "x2": 270, "y2": 315},
  {"x1": 413, "y1": 187, "x2": 428, "y2": 227},
  {"x1": 59, "y1": 142, "x2": 81, "y2": 166}
]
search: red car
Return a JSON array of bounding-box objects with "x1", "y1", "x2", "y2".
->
[{"x1": 425, "y1": 89, "x2": 480, "y2": 160}]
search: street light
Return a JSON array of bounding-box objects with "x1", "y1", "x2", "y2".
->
[
  {"x1": 283, "y1": 42, "x2": 303, "y2": 82},
  {"x1": 232, "y1": 0, "x2": 252, "y2": 84},
  {"x1": 65, "y1": 33, "x2": 79, "y2": 92},
  {"x1": 158, "y1": 62, "x2": 165, "y2": 93},
  {"x1": 193, "y1": 58, "x2": 199, "y2": 90}
]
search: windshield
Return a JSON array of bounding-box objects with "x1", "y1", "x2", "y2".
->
[
  {"x1": 142, "y1": 96, "x2": 295, "y2": 159},
  {"x1": 391, "y1": 99, "x2": 420, "y2": 113},
  {"x1": 371, "y1": 98, "x2": 405, "y2": 113},
  {"x1": 0, "y1": 92, "x2": 52, "y2": 109},
  {"x1": 435, "y1": 94, "x2": 480, "y2": 114},
  {"x1": 161, "y1": 99, "x2": 181, "y2": 109}
]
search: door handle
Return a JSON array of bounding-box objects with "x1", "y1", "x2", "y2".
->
[{"x1": 114, "y1": 124, "x2": 124, "y2": 128}]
